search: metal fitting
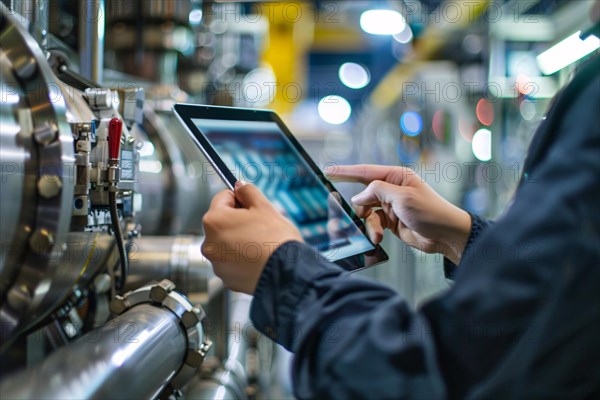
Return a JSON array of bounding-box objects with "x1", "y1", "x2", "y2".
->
[
  {"x1": 109, "y1": 279, "x2": 211, "y2": 394},
  {"x1": 84, "y1": 88, "x2": 114, "y2": 110},
  {"x1": 28, "y1": 228, "x2": 55, "y2": 254},
  {"x1": 37, "y1": 174, "x2": 63, "y2": 198},
  {"x1": 107, "y1": 165, "x2": 119, "y2": 185},
  {"x1": 33, "y1": 122, "x2": 58, "y2": 145}
]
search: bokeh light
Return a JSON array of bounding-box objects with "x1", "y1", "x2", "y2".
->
[
  {"x1": 400, "y1": 111, "x2": 423, "y2": 136},
  {"x1": 393, "y1": 25, "x2": 413, "y2": 44},
  {"x1": 476, "y1": 99, "x2": 494, "y2": 126},
  {"x1": 188, "y1": 9, "x2": 203, "y2": 25},
  {"x1": 242, "y1": 66, "x2": 276, "y2": 107},
  {"x1": 515, "y1": 75, "x2": 535, "y2": 95},
  {"x1": 360, "y1": 10, "x2": 406, "y2": 35},
  {"x1": 519, "y1": 100, "x2": 537, "y2": 121},
  {"x1": 338, "y1": 63, "x2": 370, "y2": 89},
  {"x1": 472, "y1": 129, "x2": 492, "y2": 161},
  {"x1": 318, "y1": 96, "x2": 352, "y2": 125}
]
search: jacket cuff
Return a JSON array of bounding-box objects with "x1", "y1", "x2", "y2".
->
[
  {"x1": 443, "y1": 213, "x2": 492, "y2": 280},
  {"x1": 250, "y1": 241, "x2": 344, "y2": 350}
]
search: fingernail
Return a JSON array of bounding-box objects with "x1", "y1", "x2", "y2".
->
[
  {"x1": 324, "y1": 166, "x2": 335, "y2": 175},
  {"x1": 235, "y1": 180, "x2": 247, "y2": 189}
]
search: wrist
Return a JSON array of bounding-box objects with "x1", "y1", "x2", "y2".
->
[{"x1": 439, "y1": 209, "x2": 472, "y2": 265}]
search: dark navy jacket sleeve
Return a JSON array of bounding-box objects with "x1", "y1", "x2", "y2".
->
[
  {"x1": 250, "y1": 57, "x2": 600, "y2": 399},
  {"x1": 443, "y1": 213, "x2": 493, "y2": 280},
  {"x1": 250, "y1": 241, "x2": 446, "y2": 399}
]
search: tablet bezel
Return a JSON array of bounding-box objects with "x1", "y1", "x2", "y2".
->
[{"x1": 173, "y1": 103, "x2": 388, "y2": 271}]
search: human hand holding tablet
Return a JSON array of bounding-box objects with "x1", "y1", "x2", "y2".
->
[{"x1": 174, "y1": 104, "x2": 388, "y2": 271}]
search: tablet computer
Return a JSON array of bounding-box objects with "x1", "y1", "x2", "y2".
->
[{"x1": 173, "y1": 104, "x2": 388, "y2": 271}]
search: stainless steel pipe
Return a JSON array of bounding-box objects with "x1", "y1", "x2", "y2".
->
[
  {"x1": 79, "y1": 0, "x2": 104, "y2": 83},
  {"x1": 126, "y1": 235, "x2": 212, "y2": 303},
  {"x1": 185, "y1": 294, "x2": 254, "y2": 400},
  {"x1": 0, "y1": 304, "x2": 186, "y2": 399}
]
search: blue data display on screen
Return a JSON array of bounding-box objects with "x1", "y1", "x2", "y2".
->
[{"x1": 193, "y1": 119, "x2": 374, "y2": 261}]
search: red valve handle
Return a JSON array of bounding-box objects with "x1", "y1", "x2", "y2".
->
[{"x1": 108, "y1": 118, "x2": 123, "y2": 161}]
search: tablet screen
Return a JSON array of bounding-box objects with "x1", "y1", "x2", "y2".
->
[{"x1": 192, "y1": 118, "x2": 375, "y2": 262}]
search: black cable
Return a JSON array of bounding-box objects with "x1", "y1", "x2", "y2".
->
[{"x1": 109, "y1": 191, "x2": 128, "y2": 291}]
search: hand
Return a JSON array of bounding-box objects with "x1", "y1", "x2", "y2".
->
[
  {"x1": 202, "y1": 181, "x2": 303, "y2": 294},
  {"x1": 326, "y1": 165, "x2": 471, "y2": 264}
]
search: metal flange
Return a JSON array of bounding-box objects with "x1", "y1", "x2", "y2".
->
[
  {"x1": 0, "y1": 2, "x2": 76, "y2": 350},
  {"x1": 110, "y1": 279, "x2": 212, "y2": 393}
]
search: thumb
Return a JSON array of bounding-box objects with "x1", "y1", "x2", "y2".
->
[{"x1": 235, "y1": 181, "x2": 271, "y2": 209}]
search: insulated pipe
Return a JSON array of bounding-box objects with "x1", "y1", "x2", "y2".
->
[
  {"x1": 79, "y1": 0, "x2": 104, "y2": 83},
  {"x1": 0, "y1": 304, "x2": 186, "y2": 399}
]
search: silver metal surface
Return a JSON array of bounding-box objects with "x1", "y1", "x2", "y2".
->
[
  {"x1": 186, "y1": 293, "x2": 253, "y2": 400},
  {"x1": 126, "y1": 235, "x2": 212, "y2": 302},
  {"x1": 0, "y1": 304, "x2": 186, "y2": 399},
  {"x1": 0, "y1": 51, "x2": 27, "y2": 293},
  {"x1": 9, "y1": 0, "x2": 49, "y2": 49},
  {"x1": 79, "y1": 0, "x2": 105, "y2": 83},
  {"x1": 0, "y1": 4, "x2": 76, "y2": 346},
  {"x1": 185, "y1": 376, "x2": 246, "y2": 400},
  {"x1": 110, "y1": 279, "x2": 211, "y2": 393}
]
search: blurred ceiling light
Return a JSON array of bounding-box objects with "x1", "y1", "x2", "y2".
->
[
  {"x1": 475, "y1": 99, "x2": 494, "y2": 126},
  {"x1": 393, "y1": 25, "x2": 413, "y2": 44},
  {"x1": 472, "y1": 129, "x2": 492, "y2": 161},
  {"x1": 338, "y1": 62, "x2": 371, "y2": 89},
  {"x1": 188, "y1": 9, "x2": 203, "y2": 26},
  {"x1": 360, "y1": 10, "x2": 406, "y2": 35},
  {"x1": 318, "y1": 96, "x2": 352, "y2": 125},
  {"x1": 400, "y1": 111, "x2": 423, "y2": 137},
  {"x1": 537, "y1": 31, "x2": 600, "y2": 75},
  {"x1": 243, "y1": 66, "x2": 276, "y2": 107}
]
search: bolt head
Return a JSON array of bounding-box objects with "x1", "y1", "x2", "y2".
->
[
  {"x1": 109, "y1": 295, "x2": 128, "y2": 314},
  {"x1": 185, "y1": 349, "x2": 205, "y2": 368},
  {"x1": 33, "y1": 122, "x2": 57, "y2": 145},
  {"x1": 37, "y1": 175, "x2": 62, "y2": 198},
  {"x1": 150, "y1": 279, "x2": 175, "y2": 303},
  {"x1": 28, "y1": 228, "x2": 54, "y2": 254},
  {"x1": 181, "y1": 310, "x2": 200, "y2": 329}
]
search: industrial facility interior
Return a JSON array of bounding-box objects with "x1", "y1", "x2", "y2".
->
[{"x1": 0, "y1": 0, "x2": 598, "y2": 399}]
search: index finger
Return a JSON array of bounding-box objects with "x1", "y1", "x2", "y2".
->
[
  {"x1": 325, "y1": 164, "x2": 406, "y2": 185},
  {"x1": 209, "y1": 189, "x2": 237, "y2": 210}
]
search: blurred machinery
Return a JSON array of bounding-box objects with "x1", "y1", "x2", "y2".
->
[{"x1": 0, "y1": 1, "x2": 270, "y2": 398}]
